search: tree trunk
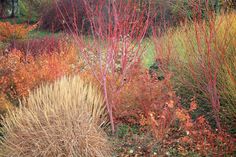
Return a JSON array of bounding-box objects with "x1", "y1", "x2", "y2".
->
[
  {"x1": 0, "y1": 0, "x2": 6, "y2": 17},
  {"x1": 10, "y1": 0, "x2": 15, "y2": 18}
]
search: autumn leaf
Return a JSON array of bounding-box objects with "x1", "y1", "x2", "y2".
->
[
  {"x1": 166, "y1": 100, "x2": 174, "y2": 108},
  {"x1": 190, "y1": 99, "x2": 197, "y2": 111}
]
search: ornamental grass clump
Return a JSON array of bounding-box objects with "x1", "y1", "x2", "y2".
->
[{"x1": 0, "y1": 75, "x2": 111, "y2": 157}]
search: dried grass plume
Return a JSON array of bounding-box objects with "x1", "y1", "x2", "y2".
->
[{"x1": 0, "y1": 75, "x2": 111, "y2": 157}]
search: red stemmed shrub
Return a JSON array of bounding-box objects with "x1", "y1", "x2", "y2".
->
[
  {"x1": 8, "y1": 35, "x2": 67, "y2": 56},
  {"x1": 58, "y1": 0, "x2": 151, "y2": 132},
  {"x1": 152, "y1": 3, "x2": 236, "y2": 132}
]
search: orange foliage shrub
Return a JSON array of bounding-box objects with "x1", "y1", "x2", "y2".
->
[
  {"x1": 0, "y1": 42, "x2": 78, "y2": 100},
  {"x1": 112, "y1": 64, "x2": 178, "y2": 140},
  {"x1": 74, "y1": 62, "x2": 178, "y2": 140},
  {"x1": 175, "y1": 104, "x2": 235, "y2": 156},
  {"x1": 0, "y1": 22, "x2": 34, "y2": 42}
]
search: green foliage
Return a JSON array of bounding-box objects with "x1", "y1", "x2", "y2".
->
[
  {"x1": 116, "y1": 124, "x2": 139, "y2": 139},
  {"x1": 117, "y1": 124, "x2": 129, "y2": 138},
  {"x1": 28, "y1": 29, "x2": 55, "y2": 38},
  {"x1": 18, "y1": 0, "x2": 29, "y2": 17},
  {"x1": 142, "y1": 39, "x2": 156, "y2": 67},
  {"x1": 19, "y1": 0, "x2": 46, "y2": 18}
]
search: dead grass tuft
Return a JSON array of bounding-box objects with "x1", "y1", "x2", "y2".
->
[{"x1": 0, "y1": 75, "x2": 111, "y2": 157}]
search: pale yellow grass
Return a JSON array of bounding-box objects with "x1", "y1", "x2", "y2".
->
[{"x1": 0, "y1": 75, "x2": 111, "y2": 157}]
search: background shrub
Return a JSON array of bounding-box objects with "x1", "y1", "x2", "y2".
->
[
  {"x1": 40, "y1": 0, "x2": 88, "y2": 32},
  {"x1": 18, "y1": 0, "x2": 51, "y2": 22},
  {"x1": 0, "y1": 75, "x2": 110, "y2": 157}
]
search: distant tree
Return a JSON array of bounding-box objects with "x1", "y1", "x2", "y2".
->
[
  {"x1": 0, "y1": 0, "x2": 7, "y2": 17},
  {"x1": 18, "y1": 0, "x2": 52, "y2": 21},
  {"x1": 10, "y1": 0, "x2": 18, "y2": 17},
  {"x1": 0, "y1": 0, "x2": 18, "y2": 18}
]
